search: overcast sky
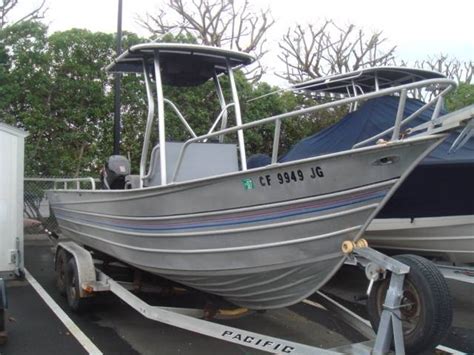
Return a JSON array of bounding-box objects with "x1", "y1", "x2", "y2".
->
[{"x1": 14, "y1": 0, "x2": 474, "y2": 84}]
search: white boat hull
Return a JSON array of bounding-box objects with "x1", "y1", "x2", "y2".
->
[{"x1": 366, "y1": 215, "x2": 474, "y2": 265}]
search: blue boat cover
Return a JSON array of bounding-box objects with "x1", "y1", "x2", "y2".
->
[{"x1": 279, "y1": 96, "x2": 474, "y2": 164}]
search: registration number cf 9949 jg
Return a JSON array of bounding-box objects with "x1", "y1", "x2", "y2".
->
[{"x1": 258, "y1": 166, "x2": 324, "y2": 187}]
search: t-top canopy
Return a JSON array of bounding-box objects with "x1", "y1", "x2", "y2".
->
[
  {"x1": 292, "y1": 67, "x2": 447, "y2": 94},
  {"x1": 106, "y1": 43, "x2": 255, "y2": 87}
]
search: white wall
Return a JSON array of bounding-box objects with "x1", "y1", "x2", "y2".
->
[{"x1": 0, "y1": 124, "x2": 27, "y2": 278}]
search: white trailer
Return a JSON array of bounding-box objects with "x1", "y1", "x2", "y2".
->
[{"x1": 0, "y1": 123, "x2": 28, "y2": 279}]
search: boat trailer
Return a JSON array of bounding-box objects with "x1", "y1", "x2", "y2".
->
[
  {"x1": 435, "y1": 263, "x2": 474, "y2": 284},
  {"x1": 54, "y1": 239, "x2": 418, "y2": 355}
]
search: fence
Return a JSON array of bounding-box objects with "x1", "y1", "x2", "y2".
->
[{"x1": 23, "y1": 177, "x2": 101, "y2": 235}]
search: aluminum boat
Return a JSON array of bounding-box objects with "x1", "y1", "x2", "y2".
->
[{"x1": 48, "y1": 45, "x2": 474, "y2": 309}]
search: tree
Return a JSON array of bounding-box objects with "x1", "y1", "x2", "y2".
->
[
  {"x1": 0, "y1": 21, "x2": 52, "y2": 175},
  {"x1": 401, "y1": 54, "x2": 473, "y2": 84},
  {"x1": 0, "y1": 23, "x2": 147, "y2": 176},
  {"x1": 278, "y1": 20, "x2": 396, "y2": 83},
  {"x1": 445, "y1": 83, "x2": 474, "y2": 112},
  {"x1": 0, "y1": 0, "x2": 47, "y2": 29},
  {"x1": 0, "y1": 23, "x2": 115, "y2": 176},
  {"x1": 137, "y1": 0, "x2": 274, "y2": 82}
]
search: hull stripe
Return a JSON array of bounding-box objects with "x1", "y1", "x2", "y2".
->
[{"x1": 54, "y1": 187, "x2": 388, "y2": 232}]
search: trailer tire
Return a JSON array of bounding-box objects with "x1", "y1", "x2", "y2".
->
[
  {"x1": 367, "y1": 254, "x2": 452, "y2": 354},
  {"x1": 65, "y1": 258, "x2": 90, "y2": 313},
  {"x1": 56, "y1": 249, "x2": 69, "y2": 296}
]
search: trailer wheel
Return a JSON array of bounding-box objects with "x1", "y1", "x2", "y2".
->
[
  {"x1": 56, "y1": 249, "x2": 69, "y2": 296},
  {"x1": 65, "y1": 258, "x2": 90, "y2": 313},
  {"x1": 367, "y1": 254, "x2": 452, "y2": 354}
]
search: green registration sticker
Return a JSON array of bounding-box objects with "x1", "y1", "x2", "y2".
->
[{"x1": 241, "y1": 178, "x2": 255, "y2": 190}]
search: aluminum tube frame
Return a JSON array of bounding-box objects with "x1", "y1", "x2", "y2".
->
[
  {"x1": 154, "y1": 50, "x2": 167, "y2": 186},
  {"x1": 271, "y1": 119, "x2": 281, "y2": 163},
  {"x1": 353, "y1": 85, "x2": 453, "y2": 148},
  {"x1": 431, "y1": 95, "x2": 444, "y2": 122},
  {"x1": 213, "y1": 71, "x2": 228, "y2": 143},
  {"x1": 205, "y1": 103, "x2": 235, "y2": 141},
  {"x1": 163, "y1": 99, "x2": 197, "y2": 138},
  {"x1": 351, "y1": 80, "x2": 359, "y2": 110},
  {"x1": 179, "y1": 78, "x2": 455, "y2": 146},
  {"x1": 140, "y1": 61, "x2": 156, "y2": 188},
  {"x1": 391, "y1": 89, "x2": 407, "y2": 141},
  {"x1": 52, "y1": 177, "x2": 96, "y2": 190},
  {"x1": 170, "y1": 78, "x2": 455, "y2": 182},
  {"x1": 226, "y1": 59, "x2": 247, "y2": 171}
]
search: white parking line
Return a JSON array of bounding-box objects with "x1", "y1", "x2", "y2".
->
[{"x1": 24, "y1": 269, "x2": 103, "y2": 355}]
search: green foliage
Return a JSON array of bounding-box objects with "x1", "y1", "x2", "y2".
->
[
  {"x1": 0, "y1": 24, "x2": 343, "y2": 177},
  {"x1": 0, "y1": 21, "x2": 53, "y2": 174},
  {"x1": 0, "y1": 23, "x2": 147, "y2": 176},
  {"x1": 445, "y1": 83, "x2": 474, "y2": 112}
]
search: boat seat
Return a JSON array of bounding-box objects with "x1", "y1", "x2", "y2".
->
[{"x1": 144, "y1": 141, "x2": 239, "y2": 186}]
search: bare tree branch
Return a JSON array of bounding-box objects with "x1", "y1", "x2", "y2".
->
[
  {"x1": 1, "y1": 0, "x2": 47, "y2": 29},
  {"x1": 137, "y1": 0, "x2": 274, "y2": 83},
  {"x1": 406, "y1": 54, "x2": 473, "y2": 84},
  {"x1": 278, "y1": 20, "x2": 396, "y2": 84}
]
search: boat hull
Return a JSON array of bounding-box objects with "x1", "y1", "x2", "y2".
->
[
  {"x1": 368, "y1": 161, "x2": 474, "y2": 265},
  {"x1": 366, "y1": 215, "x2": 474, "y2": 265},
  {"x1": 48, "y1": 137, "x2": 442, "y2": 309}
]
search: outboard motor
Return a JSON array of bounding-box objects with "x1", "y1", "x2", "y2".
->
[{"x1": 101, "y1": 155, "x2": 130, "y2": 190}]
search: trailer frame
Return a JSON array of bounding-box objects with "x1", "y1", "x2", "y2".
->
[{"x1": 54, "y1": 240, "x2": 415, "y2": 355}]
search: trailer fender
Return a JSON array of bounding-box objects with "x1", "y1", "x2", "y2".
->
[{"x1": 56, "y1": 242, "x2": 96, "y2": 298}]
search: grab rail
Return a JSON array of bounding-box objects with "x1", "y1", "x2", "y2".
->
[
  {"x1": 352, "y1": 86, "x2": 452, "y2": 148},
  {"x1": 24, "y1": 177, "x2": 97, "y2": 190},
  {"x1": 52, "y1": 177, "x2": 96, "y2": 190},
  {"x1": 204, "y1": 103, "x2": 235, "y2": 142},
  {"x1": 164, "y1": 99, "x2": 197, "y2": 138},
  {"x1": 170, "y1": 78, "x2": 456, "y2": 182}
]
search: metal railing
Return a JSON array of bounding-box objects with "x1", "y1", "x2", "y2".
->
[
  {"x1": 170, "y1": 78, "x2": 456, "y2": 183},
  {"x1": 24, "y1": 178, "x2": 57, "y2": 235},
  {"x1": 24, "y1": 177, "x2": 99, "y2": 236},
  {"x1": 51, "y1": 177, "x2": 96, "y2": 190}
]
